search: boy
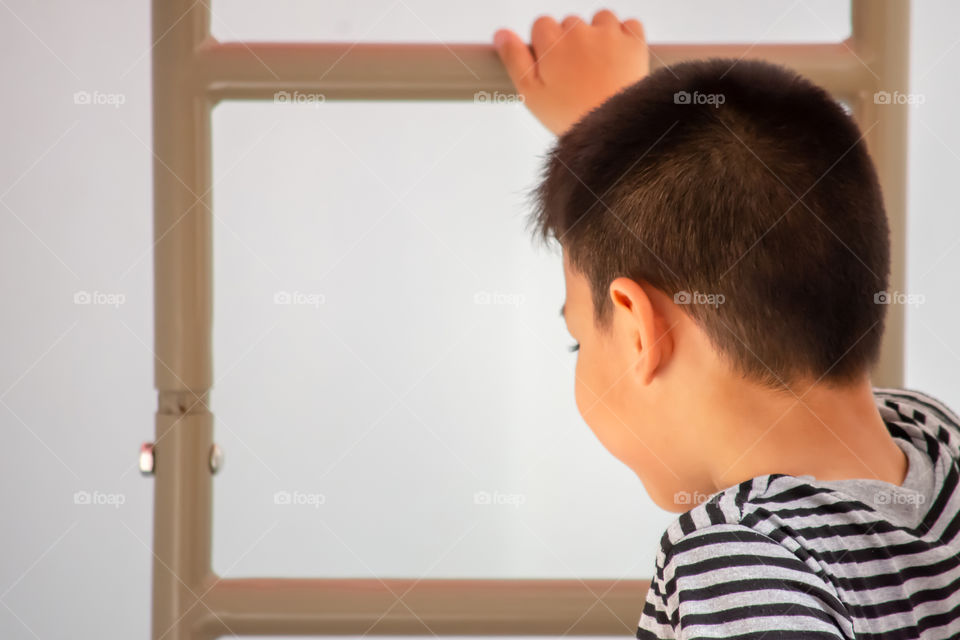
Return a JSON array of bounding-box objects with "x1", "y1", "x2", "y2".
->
[{"x1": 493, "y1": 11, "x2": 960, "y2": 639}]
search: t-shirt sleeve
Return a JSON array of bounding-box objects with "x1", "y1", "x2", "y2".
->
[
  {"x1": 636, "y1": 566, "x2": 675, "y2": 640},
  {"x1": 636, "y1": 524, "x2": 852, "y2": 640}
]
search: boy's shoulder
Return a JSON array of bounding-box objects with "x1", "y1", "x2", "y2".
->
[
  {"x1": 641, "y1": 387, "x2": 960, "y2": 639},
  {"x1": 654, "y1": 386, "x2": 960, "y2": 570}
]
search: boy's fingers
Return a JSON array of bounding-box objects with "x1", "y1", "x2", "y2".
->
[
  {"x1": 561, "y1": 14, "x2": 586, "y2": 31},
  {"x1": 493, "y1": 28, "x2": 538, "y2": 89},
  {"x1": 530, "y1": 15, "x2": 561, "y2": 56},
  {"x1": 591, "y1": 9, "x2": 620, "y2": 27},
  {"x1": 622, "y1": 18, "x2": 645, "y2": 40}
]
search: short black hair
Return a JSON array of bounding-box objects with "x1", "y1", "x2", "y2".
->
[{"x1": 529, "y1": 58, "x2": 890, "y2": 389}]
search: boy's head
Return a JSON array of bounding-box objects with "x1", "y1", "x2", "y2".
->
[{"x1": 531, "y1": 58, "x2": 890, "y2": 510}]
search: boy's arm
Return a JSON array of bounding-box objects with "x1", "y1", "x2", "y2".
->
[
  {"x1": 639, "y1": 524, "x2": 853, "y2": 639},
  {"x1": 492, "y1": 10, "x2": 649, "y2": 137}
]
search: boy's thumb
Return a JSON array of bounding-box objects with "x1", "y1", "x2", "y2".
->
[{"x1": 493, "y1": 29, "x2": 535, "y2": 90}]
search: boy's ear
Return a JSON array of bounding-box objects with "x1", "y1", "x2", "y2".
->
[{"x1": 608, "y1": 277, "x2": 673, "y2": 385}]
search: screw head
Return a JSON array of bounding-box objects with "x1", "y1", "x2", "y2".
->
[
  {"x1": 139, "y1": 442, "x2": 155, "y2": 475},
  {"x1": 209, "y1": 443, "x2": 223, "y2": 474}
]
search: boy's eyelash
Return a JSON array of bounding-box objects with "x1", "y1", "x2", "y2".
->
[{"x1": 568, "y1": 342, "x2": 580, "y2": 352}]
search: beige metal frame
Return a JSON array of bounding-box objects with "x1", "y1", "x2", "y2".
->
[{"x1": 149, "y1": 1, "x2": 910, "y2": 638}]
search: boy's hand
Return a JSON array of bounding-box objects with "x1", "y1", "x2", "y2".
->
[{"x1": 493, "y1": 10, "x2": 649, "y2": 136}]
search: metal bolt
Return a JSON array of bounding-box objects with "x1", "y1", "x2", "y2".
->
[
  {"x1": 209, "y1": 443, "x2": 223, "y2": 474},
  {"x1": 139, "y1": 442, "x2": 155, "y2": 475}
]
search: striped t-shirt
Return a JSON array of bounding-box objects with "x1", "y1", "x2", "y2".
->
[{"x1": 636, "y1": 387, "x2": 960, "y2": 639}]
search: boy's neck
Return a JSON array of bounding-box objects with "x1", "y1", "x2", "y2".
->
[{"x1": 704, "y1": 375, "x2": 908, "y2": 492}]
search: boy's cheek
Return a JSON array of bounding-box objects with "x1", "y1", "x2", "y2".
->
[
  {"x1": 574, "y1": 353, "x2": 636, "y2": 456},
  {"x1": 574, "y1": 352, "x2": 702, "y2": 507},
  {"x1": 572, "y1": 354, "x2": 598, "y2": 417},
  {"x1": 575, "y1": 391, "x2": 643, "y2": 469},
  {"x1": 573, "y1": 374, "x2": 598, "y2": 437}
]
